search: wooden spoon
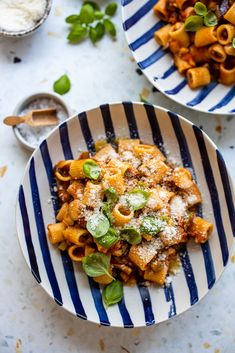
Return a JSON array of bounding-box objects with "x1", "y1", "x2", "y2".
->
[{"x1": 3, "y1": 108, "x2": 58, "y2": 127}]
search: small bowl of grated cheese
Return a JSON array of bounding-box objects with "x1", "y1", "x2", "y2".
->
[
  {"x1": 0, "y1": 0, "x2": 52, "y2": 38},
  {"x1": 12, "y1": 92, "x2": 71, "y2": 151}
]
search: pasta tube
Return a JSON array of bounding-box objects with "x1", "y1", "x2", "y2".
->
[
  {"x1": 169, "y1": 22, "x2": 190, "y2": 48},
  {"x1": 219, "y1": 62, "x2": 235, "y2": 85},
  {"x1": 47, "y1": 222, "x2": 66, "y2": 244},
  {"x1": 154, "y1": 24, "x2": 172, "y2": 48},
  {"x1": 208, "y1": 44, "x2": 226, "y2": 63},
  {"x1": 112, "y1": 204, "x2": 134, "y2": 226},
  {"x1": 224, "y1": 3, "x2": 235, "y2": 26},
  {"x1": 217, "y1": 24, "x2": 235, "y2": 45},
  {"x1": 153, "y1": 0, "x2": 169, "y2": 21},
  {"x1": 187, "y1": 67, "x2": 211, "y2": 89},
  {"x1": 189, "y1": 217, "x2": 213, "y2": 243},
  {"x1": 63, "y1": 226, "x2": 88, "y2": 245},
  {"x1": 195, "y1": 26, "x2": 217, "y2": 47},
  {"x1": 68, "y1": 245, "x2": 85, "y2": 262}
]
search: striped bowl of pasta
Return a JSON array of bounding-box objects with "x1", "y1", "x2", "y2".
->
[
  {"x1": 16, "y1": 103, "x2": 235, "y2": 327},
  {"x1": 122, "y1": 0, "x2": 235, "y2": 114}
]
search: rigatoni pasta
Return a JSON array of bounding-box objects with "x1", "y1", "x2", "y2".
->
[
  {"x1": 153, "y1": 0, "x2": 235, "y2": 88},
  {"x1": 47, "y1": 139, "x2": 213, "y2": 293}
]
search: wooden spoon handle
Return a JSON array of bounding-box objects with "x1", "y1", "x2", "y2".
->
[{"x1": 3, "y1": 116, "x2": 25, "y2": 126}]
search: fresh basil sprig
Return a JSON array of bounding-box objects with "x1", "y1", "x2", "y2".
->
[
  {"x1": 66, "y1": 1, "x2": 118, "y2": 44},
  {"x1": 184, "y1": 2, "x2": 218, "y2": 32},
  {"x1": 82, "y1": 253, "x2": 114, "y2": 279},
  {"x1": 105, "y1": 187, "x2": 118, "y2": 202},
  {"x1": 53, "y1": 74, "x2": 71, "y2": 95},
  {"x1": 102, "y1": 280, "x2": 123, "y2": 307}
]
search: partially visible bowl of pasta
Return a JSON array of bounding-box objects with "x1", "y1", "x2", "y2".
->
[
  {"x1": 122, "y1": 0, "x2": 235, "y2": 114},
  {"x1": 16, "y1": 102, "x2": 235, "y2": 327}
]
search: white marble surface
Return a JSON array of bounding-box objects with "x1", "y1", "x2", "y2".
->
[{"x1": 0, "y1": 1, "x2": 235, "y2": 352}]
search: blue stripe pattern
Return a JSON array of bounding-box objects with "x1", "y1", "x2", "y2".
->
[
  {"x1": 187, "y1": 82, "x2": 218, "y2": 107},
  {"x1": 122, "y1": 0, "x2": 134, "y2": 6},
  {"x1": 216, "y1": 150, "x2": 235, "y2": 237},
  {"x1": 118, "y1": 298, "x2": 134, "y2": 328},
  {"x1": 193, "y1": 125, "x2": 229, "y2": 266},
  {"x1": 29, "y1": 158, "x2": 63, "y2": 305},
  {"x1": 88, "y1": 278, "x2": 110, "y2": 326},
  {"x1": 165, "y1": 79, "x2": 187, "y2": 95},
  {"x1": 18, "y1": 186, "x2": 41, "y2": 283},
  {"x1": 59, "y1": 122, "x2": 73, "y2": 160},
  {"x1": 209, "y1": 87, "x2": 235, "y2": 112},
  {"x1": 159, "y1": 65, "x2": 176, "y2": 80},
  {"x1": 138, "y1": 285, "x2": 155, "y2": 325},
  {"x1": 78, "y1": 112, "x2": 96, "y2": 154},
  {"x1": 100, "y1": 104, "x2": 115, "y2": 143},
  {"x1": 143, "y1": 103, "x2": 164, "y2": 149},
  {"x1": 123, "y1": 0, "x2": 156, "y2": 31},
  {"x1": 129, "y1": 22, "x2": 164, "y2": 51},
  {"x1": 138, "y1": 47, "x2": 166, "y2": 70},
  {"x1": 123, "y1": 101, "x2": 140, "y2": 139},
  {"x1": 164, "y1": 283, "x2": 176, "y2": 318},
  {"x1": 168, "y1": 111, "x2": 215, "y2": 290},
  {"x1": 40, "y1": 140, "x2": 87, "y2": 319}
]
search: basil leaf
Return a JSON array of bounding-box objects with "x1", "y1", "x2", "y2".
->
[
  {"x1": 53, "y1": 74, "x2": 71, "y2": 95},
  {"x1": 184, "y1": 15, "x2": 203, "y2": 32},
  {"x1": 80, "y1": 4, "x2": 95, "y2": 24},
  {"x1": 105, "y1": 187, "x2": 118, "y2": 202},
  {"x1": 83, "y1": 160, "x2": 100, "y2": 179},
  {"x1": 96, "y1": 228, "x2": 119, "y2": 249},
  {"x1": 87, "y1": 214, "x2": 110, "y2": 238},
  {"x1": 65, "y1": 14, "x2": 80, "y2": 24},
  {"x1": 102, "y1": 202, "x2": 113, "y2": 224},
  {"x1": 94, "y1": 11, "x2": 104, "y2": 20},
  {"x1": 67, "y1": 24, "x2": 87, "y2": 42},
  {"x1": 105, "y1": 3, "x2": 118, "y2": 17},
  {"x1": 194, "y1": 2, "x2": 207, "y2": 16},
  {"x1": 204, "y1": 11, "x2": 218, "y2": 27},
  {"x1": 103, "y1": 18, "x2": 116, "y2": 37},
  {"x1": 127, "y1": 189, "x2": 149, "y2": 211},
  {"x1": 89, "y1": 27, "x2": 98, "y2": 43},
  {"x1": 102, "y1": 280, "x2": 123, "y2": 307},
  {"x1": 83, "y1": 1, "x2": 100, "y2": 11},
  {"x1": 121, "y1": 228, "x2": 142, "y2": 245},
  {"x1": 82, "y1": 253, "x2": 113, "y2": 278},
  {"x1": 140, "y1": 216, "x2": 163, "y2": 236},
  {"x1": 95, "y1": 22, "x2": 105, "y2": 40},
  {"x1": 233, "y1": 38, "x2": 235, "y2": 49}
]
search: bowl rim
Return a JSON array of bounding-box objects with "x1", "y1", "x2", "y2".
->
[
  {"x1": 16, "y1": 101, "x2": 235, "y2": 327},
  {"x1": 0, "y1": 0, "x2": 52, "y2": 37},
  {"x1": 121, "y1": 5, "x2": 235, "y2": 116},
  {"x1": 12, "y1": 91, "x2": 72, "y2": 152}
]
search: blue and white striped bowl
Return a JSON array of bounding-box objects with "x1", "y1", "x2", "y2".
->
[
  {"x1": 16, "y1": 103, "x2": 235, "y2": 327},
  {"x1": 122, "y1": 0, "x2": 235, "y2": 115}
]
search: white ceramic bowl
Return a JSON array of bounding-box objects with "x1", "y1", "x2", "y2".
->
[
  {"x1": 121, "y1": 1, "x2": 235, "y2": 115},
  {"x1": 16, "y1": 102, "x2": 235, "y2": 327},
  {"x1": 0, "y1": 0, "x2": 52, "y2": 38},
  {"x1": 13, "y1": 92, "x2": 71, "y2": 152}
]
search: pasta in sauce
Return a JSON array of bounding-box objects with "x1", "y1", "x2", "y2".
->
[
  {"x1": 47, "y1": 139, "x2": 213, "y2": 287},
  {"x1": 153, "y1": 0, "x2": 235, "y2": 88}
]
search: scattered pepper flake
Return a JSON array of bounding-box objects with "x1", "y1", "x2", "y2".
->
[
  {"x1": 214, "y1": 349, "x2": 220, "y2": 353},
  {"x1": 129, "y1": 56, "x2": 135, "y2": 62},
  {"x1": 13, "y1": 57, "x2": 22, "y2": 63},
  {"x1": 231, "y1": 254, "x2": 235, "y2": 263},
  {"x1": 0, "y1": 166, "x2": 7, "y2": 178},
  {"x1": 203, "y1": 342, "x2": 211, "y2": 349},
  {"x1": 152, "y1": 86, "x2": 158, "y2": 92},
  {"x1": 215, "y1": 124, "x2": 222, "y2": 134},
  {"x1": 136, "y1": 68, "x2": 143, "y2": 76},
  {"x1": 99, "y1": 339, "x2": 105, "y2": 352}
]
